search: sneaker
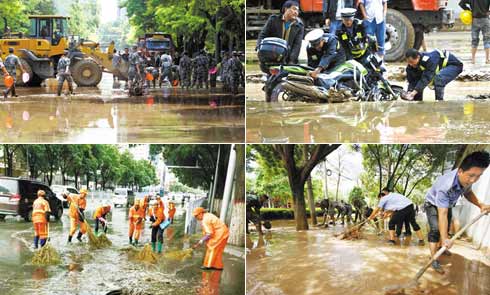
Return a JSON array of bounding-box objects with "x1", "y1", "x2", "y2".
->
[
  {"x1": 431, "y1": 260, "x2": 445, "y2": 274},
  {"x1": 387, "y1": 240, "x2": 396, "y2": 245},
  {"x1": 418, "y1": 240, "x2": 425, "y2": 246}
]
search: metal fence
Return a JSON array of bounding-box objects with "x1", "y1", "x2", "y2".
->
[{"x1": 184, "y1": 197, "x2": 207, "y2": 234}]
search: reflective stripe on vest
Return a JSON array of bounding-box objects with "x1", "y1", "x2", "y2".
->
[{"x1": 427, "y1": 50, "x2": 449, "y2": 88}]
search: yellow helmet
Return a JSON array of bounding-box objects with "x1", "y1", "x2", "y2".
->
[
  {"x1": 460, "y1": 10, "x2": 472, "y2": 25},
  {"x1": 80, "y1": 188, "x2": 88, "y2": 194}
]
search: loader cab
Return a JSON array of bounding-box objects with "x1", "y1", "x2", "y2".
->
[{"x1": 28, "y1": 16, "x2": 69, "y2": 46}]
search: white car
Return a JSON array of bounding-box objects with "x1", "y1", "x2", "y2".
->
[
  {"x1": 112, "y1": 188, "x2": 135, "y2": 208},
  {"x1": 51, "y1": 185, "x2": 79, "y2": 208}
]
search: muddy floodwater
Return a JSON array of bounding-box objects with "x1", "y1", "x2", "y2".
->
[
  {"x1": 0, "y1": 197, "x2": 244, "y2": 295},
  {"x1": 245, "y1": 31, "x2": 490, "y2": 143},
  {"x1": 246, "y1": 219, "x2": 490, "y2": 295},
  {"x1": 0, "y1": 74, "x2": 244, "y2": 143}
]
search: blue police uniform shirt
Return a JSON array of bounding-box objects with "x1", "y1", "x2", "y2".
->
[
  {"x1": 378, "y1": 192, "x2": 413, "y2": 211},
  {"x1": 425, "y1": 169, "x2": 472, "y2": 208}
]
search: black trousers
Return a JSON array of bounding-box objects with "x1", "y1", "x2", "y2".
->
[
  {"x1": 151, "y1": 225, "x2": 164, "y2": 243},
  {"x1": 389, "y1": 204, "x2": 421, "y2": 234},
  {"x1": 424, "y1": 202, "x2": 452, "y2": 243}
]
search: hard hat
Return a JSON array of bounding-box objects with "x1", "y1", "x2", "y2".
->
[
  {"x1": 460, "y1": 10, "x2": 472, "y2": 25},
  {"x1": 340, "y1": 8, "x2": 357, "y2": 19},
  {"x1": 80, "y1": 188, "x2": 88, "y2": 194},
  {"x1": 104, "y1": 204, "x2": 111, "y2": 211},
  {"x1": 305, "y1": 29, "x2": 325, "y2": 47},
  {"x1": 192, "y1": 207, "x2": 206, "y2": 217}
]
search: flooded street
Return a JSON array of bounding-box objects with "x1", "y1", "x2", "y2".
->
[
  {"x1": 0, "y1": 74, "x2": 244, "y2": 143},
  {"x1": 246, "y1": 219, "x2": 490, "y2": 295},
  {"x1": 0, "y1": 194, "x2": 244, "y2": 295},
  {"x1": 246, "y1": 31, "x2": 490, "y2": 143}
]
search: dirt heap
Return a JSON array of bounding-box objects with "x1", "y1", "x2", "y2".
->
[
  {"x1": 163, "y1": 248, "x2": 193, "y2": 261},
  {"x1": 136, "y1": 244, "x2": 158, "y2": 263},
  {"x1": 32, "y1": 244, "x2": 61, "y2": 265},
  {"x1": 85, "y1": 221, "x2": 112, "y2": 249}
]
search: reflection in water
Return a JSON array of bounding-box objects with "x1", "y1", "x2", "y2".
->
[
  {"x1": 246, "y1": 220, "x2": 490, "y2": 295},
  {"x1": 0, "y1": 74, "x2": 244, "y2": 143},
  {"x1": 246, "y1": 100, "x2": 490, "y2": 143}
]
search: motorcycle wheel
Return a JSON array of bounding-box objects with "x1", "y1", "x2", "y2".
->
[
  {"x1": 380, "y1": 85, "x2": 404, "y2": 101},
  {"x1": 270, "y1": 82, "x2": 289, "y2": 102}
]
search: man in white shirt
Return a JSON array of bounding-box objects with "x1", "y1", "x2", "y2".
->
[{"x1": 359, "y1": 0, "x2": 387, "y2": 58}]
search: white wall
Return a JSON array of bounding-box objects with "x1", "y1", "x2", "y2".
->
[{"x1": 456, "y1": 158, "x2": 490, "y2": 250}]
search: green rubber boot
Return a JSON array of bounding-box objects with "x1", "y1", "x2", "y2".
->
[
  {"x1": 157, "y1": 242, "x2": 163, "y2": 254},
  {"x1": 151, "y1": 242, "x2": 156, "y2": 252}
]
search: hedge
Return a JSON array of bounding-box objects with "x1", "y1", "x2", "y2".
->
[{"x1": 259, "y1": 208, "x2": 324, "y2": 220}]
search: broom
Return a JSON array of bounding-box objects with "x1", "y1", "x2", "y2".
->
[{"x1": 32, "y1": 222, "x2": 61, "y2": 265}]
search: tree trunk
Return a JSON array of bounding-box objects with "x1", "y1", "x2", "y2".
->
[
  {"x1": 75, "y1": 173, "x2": 79, "y2": 189},
  {"x1": 307, "y1": 177, "x2": 317, "y2": 225},
  {"x1": 291, "y1": 182, "x2": 308, "y2": 230},
  {"x1": 228, "y1": 201, "x2": 245, "y2": 246}
]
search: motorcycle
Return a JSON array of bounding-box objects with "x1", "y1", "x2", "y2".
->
[{"x1": 264, "y1": 54, "x2": 404, "y2": 103}]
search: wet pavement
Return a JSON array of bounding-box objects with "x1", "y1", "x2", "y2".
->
[
  {"x1": 0, "y1": 74, "x2": 244, "y2": 143},
  {"x1": 246, "y1": 218, "x2": 490, "y2": 295},
  {"x1": 0, "y1": 195, "x2": 244, "y2": 295},
  {"x1": 245, "y1": 31, "x2": 490, "y2": 143}
]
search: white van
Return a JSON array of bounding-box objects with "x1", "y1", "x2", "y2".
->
[{"x1": 112, "y1": 188, "x2": 135, "y2": 208}]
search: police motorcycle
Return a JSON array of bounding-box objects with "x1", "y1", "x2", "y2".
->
[{"x1": 259, "y1": 36, "x2": 403, "y2": 103}]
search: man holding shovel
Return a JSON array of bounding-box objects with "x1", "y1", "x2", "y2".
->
[
  {"x1": 424, "y1": 151, "x2": 490, "y2": 273},
  {"x1": 93, "y1": 204, "x2": 111, "y2": 235},
  {"x1": 128, "y1": 199, "x2": 145, "y2": 246},
  {"x1": 368, "y1": 188, "x2": 425, "y2": 245}
]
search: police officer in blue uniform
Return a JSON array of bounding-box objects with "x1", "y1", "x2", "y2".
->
[
  {"x1": 404, "y1": 48, "x2": 463, "y2": 101},
  {"x1": 335, "y1": 8, "x2": 377, "y2": 66},
  {"x1": 306, "y1": 29, "x2": 346, "y2": 79}
]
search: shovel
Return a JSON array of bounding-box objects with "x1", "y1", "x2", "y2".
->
[
  {"x1": 384, "y1": 211, "x2": 488, "y2": 293},
  {"x1": 336, "y1": 214, "x2": 379, "y2": 238}
]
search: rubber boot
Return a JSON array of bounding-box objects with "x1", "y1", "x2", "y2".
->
[
  {"x1": 40, "y1": 239, "x2": 46, "y2": 247},
  {"x1": 68, "y1": 235, "x2": 73, "y2": 243},
  {"x1": 152, "y1": 242, "x2": 156, "y2": 252},
  {"x1": 129, "y1": 237, "x2": 133, "y2": 245},
  {"x1": 76, "y1": 231, "x2": 83, "y2": 242},
  {"x1": 134, "y1": 239, "x2": 139, "y2": 246},
  {"x1": 157, "y1": 242, "x2": 163, "y2": 254},
  {"x1": 34, "y1": 236, "x2": 39, "y2": 249},
  {"x1": 57, "y1": 83, "x2": 63, "y2": 96}
]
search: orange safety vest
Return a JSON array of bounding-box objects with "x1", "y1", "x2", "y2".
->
[
  {"x1": 32, "y1": 197, "x2": 51, "y2": 224},
  {"x1": 148, "y1": 206, "x2": 165, "y2": 226},
  {"x1": 67, "y1": 194, "x2": 85, "y2": 219},
  {"x1": 93, "y1": 206, "x2": 110, "y2": 219},
  {"x1": 201, "y1": 213, "x2": 229, "y2": 249},
  {"x1": 129, "y1": 206, "x2": 145, "y2": 224},
  {"x1": 168, "y1": 203, "x2": 176, "y2": 219}
]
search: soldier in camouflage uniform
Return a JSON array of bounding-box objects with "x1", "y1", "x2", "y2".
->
[
  {"x1": 195, "y1": 50, "x2": 209, "y2": 89},
  {"x1": 127, "y1": 46, "x2": 141, "y2": 91},
  {"x1": 220, "y1": 52, "x2": 231, "y2": 92},
  {"x1": 3, "y1": 48, "x2": 26, "y2": 98},
  {"x1": 229, "y1": 51, "x2": 244, "y2": 94},
  {"x1": 179, "y1": 51, "x2": 192, "y2": 90},
  {"x1": 159, "y1": 50, "x2": 173, "y2": 87},
  {"x1": 57, "y1": 50, "x2": 74, "y2": 96}
]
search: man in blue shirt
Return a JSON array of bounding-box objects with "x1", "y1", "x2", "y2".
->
[
  {"x1": 424, "y1": 151, "x2": 490, "y2": 273},
  {"x1": 368, "y1": 188, "x2": 425, "y2": 245}
]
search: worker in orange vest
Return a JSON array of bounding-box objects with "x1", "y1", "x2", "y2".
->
[
  {"x1": 148, "y1": 200, "x2": 165, "y2": 253},
  {"x1": 32, "y1": 190, "x2": 51, "y2": 249},
  {"x1": 168, "y1": 201, "x2": 176, "y2": 223},
  {"x1": 192, "y1": 207, "x2": 230, "y2": 270},
  {"x1": 93, "y1": 204, "x2": 111, "y2": 235},
  {"x1": 142, "y1": 195, "x2": 150, "y2": 216},
  {"x1": 129, "y1": 199, "x2": 145, "y2": 245},
  {"x1": 63, "y1": 188, "x2": 88, "y2": 243}
]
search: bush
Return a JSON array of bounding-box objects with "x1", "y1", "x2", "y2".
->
[{"x1": 260, "y1": 208, "x2": 324, "y2": 220}]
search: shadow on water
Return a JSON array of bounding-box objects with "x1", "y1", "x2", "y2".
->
[
  {"x1": 246, "y1": 219, "x2": 490, "y2": 295},
  {"x1": 0, "y1": 201, "x2": 244, "y2": 295}
]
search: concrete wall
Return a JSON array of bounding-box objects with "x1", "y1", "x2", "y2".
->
[{"x1": 455, "y1": 156, "x2": 490, "y2": 251}]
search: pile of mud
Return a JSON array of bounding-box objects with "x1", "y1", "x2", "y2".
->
[
  {"x1": 136, "y1": 244, "x2": 158, "y2": 263},
  {"x1": 32, "y1": 244, "x2": 61, "y2": 265},
  {"x1": 85, "y1": 221, "x2": 112, "y2": 249},
  {"x1": 163, "y1": 248, "x2": 193, "y2": 261}
]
